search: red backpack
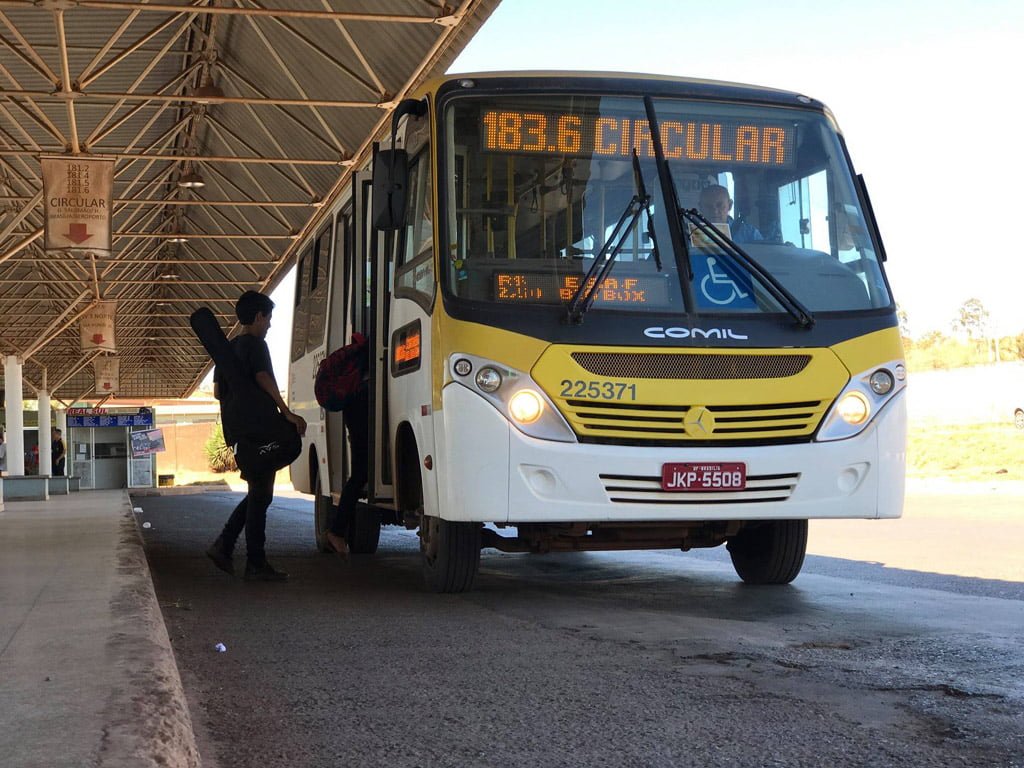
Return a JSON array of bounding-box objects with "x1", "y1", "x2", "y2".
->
[{"x1": 314, "y1": 333, "x2": 369, "y2": 412}]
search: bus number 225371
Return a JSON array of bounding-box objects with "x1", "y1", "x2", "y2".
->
[{"x1": 560, "y1": 379, "x2": 637, "y2": 400}]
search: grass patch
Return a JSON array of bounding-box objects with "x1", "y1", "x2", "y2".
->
[{"x1": 908, "y1": 422, "x2": 1024, "y2": 481}]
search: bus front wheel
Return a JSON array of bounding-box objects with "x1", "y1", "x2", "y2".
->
[
  {"x1": 727, "y1": 520, "x2": 808, "y2": 585},
  {"x1": 420, "y1": 515, "x2": 481, "y2": 593},
  {"x1": 313, "y1": 461, "x2": 335, "y2": 554},
  {"x1": 347, "y1": 504, "x2": 381, "y2": 554}
]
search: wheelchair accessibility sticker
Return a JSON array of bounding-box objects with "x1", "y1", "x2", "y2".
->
[{"x1": 692, "y1": 255, "x2": 756, "y2": 309}]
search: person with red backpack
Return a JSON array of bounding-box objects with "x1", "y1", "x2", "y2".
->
[{"x1": 315, "y1": 333, "x2": 370, "y2": 558}]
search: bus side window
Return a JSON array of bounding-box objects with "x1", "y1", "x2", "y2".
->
[
  {"x1": 305, "y1": 225, "x2": 332, "y2": 352},
  {"x1": 290, "y1": 248, "x2": 313, "y2": 362},
  {"x1": 394, "y1": 151, "x2": 435, "y2": 308},
  {"x1": 777, "y1": 169, "x2": 830, "y2": 252}
]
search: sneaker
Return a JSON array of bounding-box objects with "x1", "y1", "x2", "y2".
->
[
  {"x1": 206, "y1": 539, "x2": 234, "y2": 576},
  {"x1": 325, "y1": 531, "x2": 350, "y2": 559},
  {"x1": 244, "y1": 560, "x2": 288, "y2": 582}
]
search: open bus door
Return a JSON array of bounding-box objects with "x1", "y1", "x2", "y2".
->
[
  {"x1": 323, "y1": 202, "x2": 351, "y2": 503},
  {"x1": 354, "y1": 170, "x2": 395, "y2": 510},
  {"x1": 316, "y1": 170, "x2": 394, "y2": 556}
]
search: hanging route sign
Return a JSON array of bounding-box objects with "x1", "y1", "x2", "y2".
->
[{"x1": 41, "y1": 156, "x2": 114, "y2": 255}]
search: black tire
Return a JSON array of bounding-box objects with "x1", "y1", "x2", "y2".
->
[
  {"x1": 313, "y1": 462, "x2": 335, "y2": 554},
  {"x1": 421, "y1": 515, "x2": 481, "y2": 593},
  {"x1": 727, "y1": 519, "x2": 807, "y2": 585},
  {"x1": 347, "y1": 503, "x2": 381, "y2": 554}
]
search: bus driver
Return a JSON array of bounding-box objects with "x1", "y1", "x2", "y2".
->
[{"x1": 698, "y1": 184, "x2": 763, "y2": 244}]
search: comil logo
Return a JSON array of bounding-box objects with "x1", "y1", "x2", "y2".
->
[{"x1": 644, "y1": 326, "x2": 749, "y2": 340}]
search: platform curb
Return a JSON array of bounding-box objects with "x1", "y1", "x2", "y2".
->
[{"x1": 96, "y1": 493, "x2": 201, "y2": 768}]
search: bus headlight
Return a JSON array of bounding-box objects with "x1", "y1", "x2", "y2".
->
[
  {"x1": 817, "y1": 359, "x2": 906, "y2": 441},
  {"x1": 869, "y1": 370, "x2": 894, "y2": 395},
  {"x1": 509, "y1": 389, "x2": 544, "y2": 424},
  {"x1": 475, "y1": 366, "x2": 502, "y2": 392},
  {"x1": 837, "y1": 392, "x2": 869, "y2": 424},
  {"x1": 449, "y1": 353, "x2": 576, "y2": 442}
]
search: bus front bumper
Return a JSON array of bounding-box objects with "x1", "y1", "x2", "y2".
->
[{"x1": 436, "y1": 384, "x2": 906, "y2": 525}]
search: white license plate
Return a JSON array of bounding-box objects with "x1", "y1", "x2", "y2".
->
[{"x1": 660, "y1": 462, "x2": 747, "y2": 492}]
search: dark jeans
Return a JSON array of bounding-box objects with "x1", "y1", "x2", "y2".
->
[
  {"x1": 331, "y1": 393, "x2": 368, "y2": 537},
  {"x1": 53, "y1": 458, "x2": 65, "y2": 476},
  {"x1": 220, "y1": 471, "x2": 275, "y2": 565}
]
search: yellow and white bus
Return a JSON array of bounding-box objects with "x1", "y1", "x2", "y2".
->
[{"x1": 288, "y1": 72, "x2": 906, "y2": 592}]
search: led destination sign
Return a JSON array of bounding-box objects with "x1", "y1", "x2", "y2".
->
[
  {"x1": 481, "y1": 110, "x2": 794, "y2": 167},
  {"x1": 494, "y1": 272, "x2": 670, "y2": 306}
]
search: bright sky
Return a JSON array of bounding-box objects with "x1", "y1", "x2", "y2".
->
[{"x1": 264, "y1": 0, "x2": 1023, "y2": 380}]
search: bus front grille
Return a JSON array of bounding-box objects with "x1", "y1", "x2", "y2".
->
[
  {"x1": 559, "y1": 399, "x2": 828, "y2": 442},
  {"x1": 599, "y1": 472, "x2": 800, "y2": 504},
  {"x1": 571, "y1": 352, "x2": 812, "y2": 380}
]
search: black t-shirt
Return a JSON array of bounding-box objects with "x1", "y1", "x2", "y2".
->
[
  {"x1": 214, "y1": 334, "x2": 275, "y2": 442},
  {"x1": 52, "y1": 437, "x2": 65, "y2": 463}
]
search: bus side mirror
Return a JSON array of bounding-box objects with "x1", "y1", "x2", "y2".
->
[{"x1": 372, "y1": 148, "x2": 409, "y2": 231}]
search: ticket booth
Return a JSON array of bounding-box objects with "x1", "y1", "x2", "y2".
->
[{"x1": 66, "y1": 407, "x2": 157, "y2": 489}]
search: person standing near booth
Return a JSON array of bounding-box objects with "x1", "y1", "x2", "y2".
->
[{"x1": 51, "y1": 428, "x2": 66, "y2": 476}]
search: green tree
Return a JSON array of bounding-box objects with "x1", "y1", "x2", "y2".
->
[
  {"x1": 204, "y1": 422, "x2": 237, "y2": 473},
  {"x1": 1011, "y1": 333, "x2": 1024, "y2": 361},
  {"x1": 951, "y1": 298, "x2": 989, "y2": 340},
  {"x1": 896, "y1": 303, "x2": 911, "y2": 338},
  {"x1": 917, "y1": 330, "x2": 945, "y2": 349}
]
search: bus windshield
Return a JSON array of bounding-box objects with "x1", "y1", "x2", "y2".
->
[{"x1": 440, "y1": 92, "x2": 891, "y2": 316}]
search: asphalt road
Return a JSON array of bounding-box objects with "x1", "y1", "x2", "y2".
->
[{"x1": 135, "y1": 490, "x2": 1024, "y2": 768}]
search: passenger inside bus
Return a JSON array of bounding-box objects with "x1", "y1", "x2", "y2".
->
[{"x1": 697, "y1": 184, "x2": 763, "y2": 243}]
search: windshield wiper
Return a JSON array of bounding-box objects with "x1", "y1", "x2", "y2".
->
[
  {"x1": 633, "y1": 150, "x2": 663, "y2": 273},
  {"x1": 638, "y1": 95, "x2": 812, "y2": 326},
  {"x1": 682, "y1": 208, "x2": 816, "y2": 327},
  {"x1": 566, "y1": 150, "x2": 658, "y2": 324},
  {"x1": 642, "y1": 96, "x2": 697, "y2": 314}
]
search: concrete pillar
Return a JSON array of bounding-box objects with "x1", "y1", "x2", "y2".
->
[
  {"x1": 38, "y1": 386, "x2": 52, "y2": 477},
  {"x1": 3, "y1": 355, "x2": 25, "y2": 476}
]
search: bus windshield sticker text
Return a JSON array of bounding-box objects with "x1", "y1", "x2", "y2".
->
[
  {"x1": 560, "y1": 379, "x2": 637, "y2": 401},
  {"x1": 481, "y1": 110, "x2": 795, "y2": 167}
]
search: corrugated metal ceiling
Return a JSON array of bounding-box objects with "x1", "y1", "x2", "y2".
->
[{"x1": 0, "y1": 0, "x2": 498, "y2": 401}]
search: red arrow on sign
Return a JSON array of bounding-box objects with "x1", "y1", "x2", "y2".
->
[{"x1": 66, "y1": 223, "x2": 93, "y2": 244}]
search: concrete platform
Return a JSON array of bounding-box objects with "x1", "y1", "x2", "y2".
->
[
  {"x1": 0, "y1": 490, "x2": 199, "y2": 767},
  {"x1": 47, "y1": 476, "x2": 69, "y2": 495}
]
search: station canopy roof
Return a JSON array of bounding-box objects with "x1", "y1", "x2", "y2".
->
[{"x1": 0, "y1": 0, "x2": 497, "y2": 401}]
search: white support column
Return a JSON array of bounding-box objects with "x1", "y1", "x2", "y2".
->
[
  {"x1": 38, "y1": 370, "x2": 52, "y2": 477},
  {"x1": 4, "y1": 355, "x2": 25, "y2": 476}
]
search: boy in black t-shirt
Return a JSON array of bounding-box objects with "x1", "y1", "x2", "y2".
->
[{"x1": 206, "y1": 290, "x2": 306, "y2": 582}]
